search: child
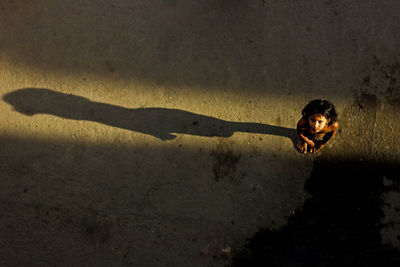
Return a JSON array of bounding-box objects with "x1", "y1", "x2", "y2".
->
[{"x1": 297, "y1": 99, "x2": 339, "y2": 153}]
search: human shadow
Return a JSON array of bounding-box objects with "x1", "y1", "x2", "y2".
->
[
  {"x1": 234, "y1": 159, "x2": 400, "y2": 266},
  {"x1": 3, "y1": 88, "x2": 297, "y2": 144}
]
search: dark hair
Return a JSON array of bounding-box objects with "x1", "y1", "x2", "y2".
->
[{"x1": 302, "y1": 99, "x2": 338, "y2": 123}]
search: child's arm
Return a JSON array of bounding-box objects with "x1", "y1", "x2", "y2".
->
[
  {"x1": 317, "y1": 122, "x2": 339, "y2": 148},
  {"x1": 296, "y1": 117, "x2": 315, "y2": 147}
]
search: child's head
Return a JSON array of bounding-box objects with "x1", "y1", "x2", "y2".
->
[{"x1": 302, "y1": 99, "x2": 338, "y2": 131}]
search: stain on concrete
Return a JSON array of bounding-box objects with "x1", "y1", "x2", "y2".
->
[
  {"x1": 369, "y1": 57, "x2": 400, "y2": 108},
  {"x1": 211, "y1": 141, "x2": 241, "y2": 181},
  {"x1": 81, "y1": 215, "x2": 113, "y2": 244},
  {"x1": 360, "y1": 58, "x2": 400, "y2": 96}
]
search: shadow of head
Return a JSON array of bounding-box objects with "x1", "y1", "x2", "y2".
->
[{"x1": 3, "y1": 88, "x2": 90, "y2": 117}]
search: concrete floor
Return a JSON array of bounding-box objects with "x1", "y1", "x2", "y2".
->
[{"x1": 0, "y1": 1, "x2": 399, "y2": 266}]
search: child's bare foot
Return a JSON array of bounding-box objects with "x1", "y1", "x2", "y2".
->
[
  {"x1": 309, "y1": 144, "x2": 324, "y2": 153},
  {"x1": 309, "y1": 147, "x2": 317, "y2": 153},
  {"x1": 297, "y1": 141, "x2": 308, "y2": 153}
]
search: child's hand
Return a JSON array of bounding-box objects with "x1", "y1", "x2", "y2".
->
[
  {"x1": 297, "y1": 141, "x2": 308, "y2": 153},
  {"x1": 307, "y1": 140, "x2": 315, "y2": 148}
]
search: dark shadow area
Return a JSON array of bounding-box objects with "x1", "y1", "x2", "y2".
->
[
  {"x1": 0, "y1": 135, "x2": 308, "y2": 266},
  {"x1": 2, "y1": 1, "x2": 399, "y2": 94},
  {"x1": 3, "y1": 88, "x2": 297, "y2": 143},
  {"x1": 234, "y1": 158, "x2": 400, "y2": 266}
]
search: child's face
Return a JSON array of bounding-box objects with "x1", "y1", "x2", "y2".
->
[{"x1": 308, "y1": 114, "x2": 329, "y2": 132}]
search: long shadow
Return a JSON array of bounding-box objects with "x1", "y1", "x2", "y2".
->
[
  {"x1": 3, "y1": 88, "x2": 297, "y2": 143},
  {"x1": 234, "y1": 159, "x2": 400, "y2": 266}
]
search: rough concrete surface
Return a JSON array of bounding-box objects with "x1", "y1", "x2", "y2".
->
[{"x1": 0, "y1": 0, "x2": 399, "y2": 266}]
